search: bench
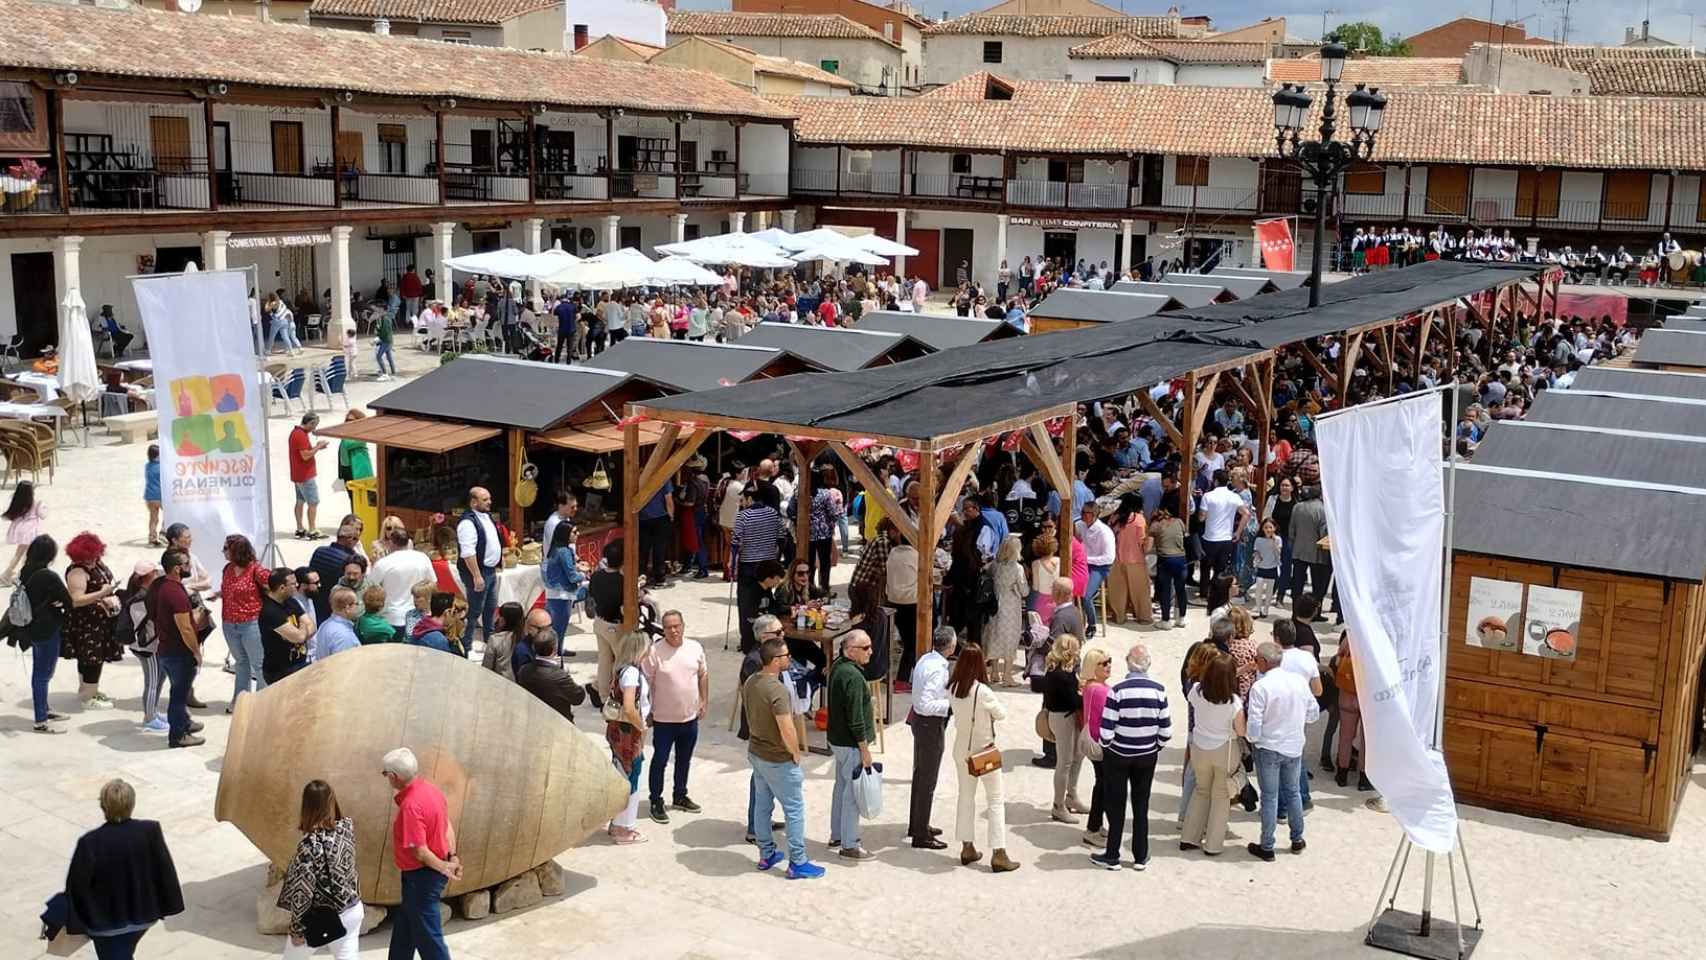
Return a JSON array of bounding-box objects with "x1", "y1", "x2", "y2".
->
[{"x1": 106, "y1": 410, "x2": 157, "y2": 444}]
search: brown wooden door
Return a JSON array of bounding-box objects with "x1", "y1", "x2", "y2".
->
[
  {"x1": 335, "y1": 130, "x2": 364, "y2": 173},
  {"x1": 470, "y1": 128, "x2": 494, "y2": 171},
  {"x1": 1516, "y1": 168, "x2": 1561, "y2": 219},
  {"x1": 1603, "y1": 172, "x2": 1652, "y2": 221},
  {"x1": 271, "y1": 121, "x2": 304, "y2": 174},
  {"x1": 149, "y1": 115, "x2": 192, "y2": 173},
  {"x1": 1424, "y1": 164, "x2": 1470, "y2": 218}
]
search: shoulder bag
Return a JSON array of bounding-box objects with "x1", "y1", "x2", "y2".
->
[{"x1": 963, "y1": 685, "x2": 1003, "y2": 778}]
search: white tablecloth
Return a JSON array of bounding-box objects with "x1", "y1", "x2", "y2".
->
[
  {"x1": 494, "y1": 564, "x2": 542, "y2": 608},
  {"x1": 14, "y1": 371, "x2": 60, "y2": 401},
  {"x1": 0, "y1": 401, "x2": 66, "y2": 419},
  {"x1": 114, "y1": 359, "x2": 154, "y2": 373}
]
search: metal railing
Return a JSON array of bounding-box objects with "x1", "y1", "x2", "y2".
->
[
  {"x1": 0, "y1": 178, "x2": 61, "y2": 216},
  {"x1": 791, "y1": 168, "x2": 837, "y2": 193},
  {"x1": 229, "y1": 171, "x2": 336, "y2": 207},
  {"x1": 839, "y1": 169, "x2": 902, "y2": 195}
]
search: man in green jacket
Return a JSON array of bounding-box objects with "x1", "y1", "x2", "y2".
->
[{"x1": 826, "y1": 629, "x2": 876, "y2": 862}]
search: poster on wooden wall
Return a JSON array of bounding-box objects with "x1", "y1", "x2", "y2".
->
[
  {"x1": 1523, "y1": 585, "x2": 1583, "y2": 660},
  {"x1": 1465, "y1": 576, "x2": 1523, "y2": 651}
]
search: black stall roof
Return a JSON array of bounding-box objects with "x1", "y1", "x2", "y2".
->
[
  {"x1": 738, "y1": 323, "x2": 921, "y2": 371},
  {"x1": 1110, "y1": 280, "x2": 1228, "y2": 307},
  {"x1": 1526, "y1": 389, "x2": 1706, "y2": 438},
  {"x1": 372, "y1": 356, "x2": 648, "y2": 431},
  {"x1": 1453, "y1": 464, "x2": 1706, "y2": 582},
  {"x1": 1199, "y1": 274, "x2": 1278, "y2": 299},
  {"x1": 1665, "y1": 317, "x2": 1706, "y2": 333},
  {"x1": 1634, "y1": 329, "x2": 1706, "y2": 368},
  {"x1": 1470, "y1": 420, "x2": 1706, "y2": 488},
  {"x1": 1158, "y1": 260, "x2": 1540, "y2": 350},
  {"x1": 1200, "y1": 267, "x2": 1311, "y2": 291},
  {"x1": 1028, "y1": 289, "x2": 1182, "y2": 323},
  {"x1": 588, "y1": 338, "x2": 803, "y2": 392},
  {"x1": 1569, "y1": 368, "x2": 1706, "y2": 402},
  {"x1": 855, "y1": 311, "x2": 1016, "y2": 350}
]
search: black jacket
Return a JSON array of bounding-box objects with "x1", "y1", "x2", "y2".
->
[
  {"x1": 64, "y1": 819, "x2": 184, "y2": 936},
  {"x1": 516, "y1": 659, "x2": 587, "y2": 722}
]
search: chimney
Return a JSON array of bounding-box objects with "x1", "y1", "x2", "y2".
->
[
  {"x1": 373, "y1": 17, "x2": 390, "y2": 36},
  {"x1": 1642, "y1": 19, "x2": 1651, "y2": 41},
  {"x1": 1625, "y1": 26, "x2": 1636, "y2": 43},
  {"x1": 574, "y1": 24, "x2": 589, "y2": 49}
]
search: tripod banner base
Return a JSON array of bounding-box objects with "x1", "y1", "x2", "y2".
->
[{"x1": 1366, "y1": 909, "x2": 1483, "y2": 960}]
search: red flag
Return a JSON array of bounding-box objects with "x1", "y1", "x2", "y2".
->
[
  {"x1": 847, "y1": 438, "x2": 879, "y2": 452},
  {"x1": 728, "y1": 430, "x2": 759, "y2": 441},
  {"x1": 1000, "y1": 432, "x2": 1022, "y2": 453},
  {"x1": 894, "y1": 449, "x2": 920, "y2": 473},
  {"x1": 1254, "y1": 218, "x2": 1295, "y2": 272}
]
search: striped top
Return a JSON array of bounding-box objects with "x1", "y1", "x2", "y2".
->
[
  {"x1": 1098, "y1": 670, "x2": 1172, "y2": 759},
  {"x1": 733, "y1": 505, "x2": 783, "y2": 565}
]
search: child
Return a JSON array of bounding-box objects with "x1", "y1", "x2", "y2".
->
[
  {"x1": 2, "y1": 480, "x2": 44, "y2": 585},
  {"x1": 341, "y1": 320, "x2": 359, "y2": 380},
  {"x1": 356, "y1": 583, "x2": 395, "y2": 644},
  {"x1": 1249, "y1": 518, "x2": 1283, "y2": 618},
  {"x1": 403, "y1": 579, "x2": 435, "y2": 635},
  {"x1": 144, "y1": 444, "x2": 162, "y2": 546}
]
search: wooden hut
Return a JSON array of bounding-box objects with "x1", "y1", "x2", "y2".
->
[
  {"x1": 737, "y1": 324, "x2": 931, "y2": 371},
  {"x1": 587, "y1": 338, "x2": 820, "y2": 392},
  {"x1": 855, "y1": 311, "x2": 1020, "y2": 350},
  {"x1": 1026, "y1": 289, "x2": 1183, "y2": 334},
  {"x1": 1110, "y1": 280, "x2": 1234, "y2": 307},
  {"x1": 1632, "y1": 329, "x2": 1706, "y2": 372}
]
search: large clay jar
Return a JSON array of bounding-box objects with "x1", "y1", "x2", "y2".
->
[{"x1": 215, "y1": 644, "x2": 627, "y2": 905}]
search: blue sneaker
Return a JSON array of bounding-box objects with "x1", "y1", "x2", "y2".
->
[
  {"x1": 756, "y1": 851, "x2": 785, "y2": 872},
  {"x1": 142, "y1": 717, "x2": 168, "y2": 733},
  {"x1": 785, "y1": 860, "x2": 825, "y2": 880}
]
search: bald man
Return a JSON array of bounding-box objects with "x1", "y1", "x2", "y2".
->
[{"x1": 457, "y1": 486, "x2": 503, "y2": 649}]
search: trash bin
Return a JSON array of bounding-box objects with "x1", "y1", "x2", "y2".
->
[{"x1": 347, "y1": 477, "x2": 379, "y2": 548}]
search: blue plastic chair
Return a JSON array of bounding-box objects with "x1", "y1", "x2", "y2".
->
[
  {"x1": 270, "y1": 367, "x2": 306, "y2": 414},
  {"x1": 314, "y1": 357, "x2": 349, "y2": 410}
]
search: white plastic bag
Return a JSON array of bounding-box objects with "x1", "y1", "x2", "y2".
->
[{"x1": 854, "y1": 761, "x2": 884, "y2": 819}]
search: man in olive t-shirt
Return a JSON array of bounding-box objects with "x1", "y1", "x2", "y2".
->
[{"x1": 742, "y1": 638, "x2": 820, "y2": 876}]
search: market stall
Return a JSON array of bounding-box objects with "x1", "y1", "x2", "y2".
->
[
  {"x1": 854, "y1": 311, "x2": 1021, "y2": 350},
  {"x1": 737, "y1": 324, "x2": 931, "y2": 371},
  {"x1": 1025, "y1": 289, "x2": 1183, "y2": 334}
]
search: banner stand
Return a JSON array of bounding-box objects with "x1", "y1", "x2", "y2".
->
[{"x1": 1323, "y1": 384, "x2": 1485, "y2": 960}]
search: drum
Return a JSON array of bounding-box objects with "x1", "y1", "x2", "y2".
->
[{"x1": 1668, "y1": 250, "x2": 1700, "y2": 284}]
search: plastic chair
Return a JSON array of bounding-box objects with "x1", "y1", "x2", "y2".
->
[
  {"x1": 314, "y1": 357, "x2": 350, "y2": 410},
  {"x1": 1, "y1": 335, "x2": 21, "y2": 371},
  {"x1": 269, "y1": 367, "x2": 306, "y2": 414},
  {"x1": 304, "y1": 313, "x2": 325, "y2": 344}
]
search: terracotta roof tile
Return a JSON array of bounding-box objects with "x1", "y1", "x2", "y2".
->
[
  {"x1": 923, "y1": 14, "x2": 1182, "y2": 39},
  {"x1": 682, "y1": 36, "x2": 856, "y2": 89},
  {"x1": 1498, "y1": 44, "x2": 1706, "y2": 96},
  {"x1": 667, "y1": 10, "x2": 896, "y2": 46},
  {"x1": 1268, "y1": 57, "x2": 1465, "y2": 86},
  {"x1": 307, "y1": 0, "x2": 555, "y2": 25},
  {"x1": 921, "y1": 70, "x2": 1017, "y2": 100},
  {"x1": 0, "y1": 0, "x2": 792, "y2": 119},
  {"x1": 1070, "y1": 36, "x2": 1269, "y2": 63},
  {"x1": 780, "y1": 80, "x2": 1706, "y2": 171}
]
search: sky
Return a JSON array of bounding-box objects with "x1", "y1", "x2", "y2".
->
[{"x1": 674, "y1": 1, "x2": 1703, "y2": 47}]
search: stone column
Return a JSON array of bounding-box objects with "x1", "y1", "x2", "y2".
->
[
  {"x1": 1122, "y1": 219, "x2": 1135, "y2": 275},
  {"x1": 893, "y1": 209, "x2": 907, "y2": 280},
  {"x1": 202, "y1": 229, "x2": 230, "y2": 272},
  {"x1": 729, "y1": 211, "x2": 746, "y2": 234},
  {"x1": 780, "y1": 208, "x2": 798, "y2": 232},
  {"x1": 670, "y1": 213, "x2": 688, "y2": 244},
  {"x1": 432, "y1": 222, "x2": 455, "y2": 303},
  {"x1": 331, "y1": 225, "x2": 354, "y2": 329},
  {"x1": 995, "y1": 214, "x2": 1008, "y2": 284},
  {"x1": 603, "y1": 214, "x2": 620, "y2": 253},
  {"x1": 523, "y1": 217, "x2": 544, "y2": 308}
]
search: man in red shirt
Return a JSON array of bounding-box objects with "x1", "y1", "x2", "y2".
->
[
  {"x1": 288, "y1": 413, "x2": 329, "y2": 540},
  {"x1": 399, "y1": 264, "x2": 424, "y2": 321},
  {"x1": 149, "y1": 550, "x2": 206, "y2": 748},
  {"x1": 384, "y1": 747, "x2": 460, "y2": 960}
]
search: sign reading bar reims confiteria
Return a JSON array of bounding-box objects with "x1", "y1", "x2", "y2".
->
[
  {"x1": 227, "y1": 233, "x2": 332, "y2": 250},
  {"x1": 1008, "y1": 217, "x2": 1121, "y2": 231}
]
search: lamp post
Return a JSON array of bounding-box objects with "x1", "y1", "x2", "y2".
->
[{"x1": 1272, "y1": 42, "x2": 1388, "y2": 306}]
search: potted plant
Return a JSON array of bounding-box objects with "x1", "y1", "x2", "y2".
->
[{"x1": 1, "y1": 158, "x2": 45, "y2": 211}]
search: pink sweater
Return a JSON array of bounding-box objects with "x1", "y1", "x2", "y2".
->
[{"x1": 1081, "y1": 681, "x2": 1110, "y2": 732}]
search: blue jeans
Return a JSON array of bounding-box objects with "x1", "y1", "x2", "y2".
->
[
  {"x1": 375, "y1": 339, "x2": 398, "y2": 375},
  {"x1": 1155, "y1": 555, "x2": 1189, "y2": 620},
  {"x1": 1255, "y1": 747, "x2": 1305, "y2": 851},
  {"x1": 1083, "y1": 563, "x2": 1111, "y2": 635},
  {"x1": 692, "y1": 509, "x2": 709, "y2": 576},
  {"x1": 750, "y1": 756, "x2": 807, "y2": 865},
  {"x1": 1178, "y1": 755, "x2": 1196, "y2": 824},
  {"x1": 389, "y1": 868, "x2": 450, "y2": 960},
  {"x1": 836, "y1": 515, "x2": 850, "y2": 552},
  {"x1": 224, "y1": 619, "x2": 264, "y2": 704},
  {"x1": 460, "y1": 564, "x2": 498, "y2": 646},
  {"x1": 649, "y1": 719, "x2": 699, "y2": 804},
  {"x1": 158, "y1": 653, "x2": 198, "y2": 742},
  {"x1": 91, "y1": 927, "x2": 148, "y2": 960},
  {"x1": 1275, "y1": 540, "x2": 1295, "y2": 603},
  {"x1": 31, "y1": 628, "x2": 60, "y2": 722},
  {"x1": 829, "y1": 745, "x2": 862, "y2": 848},
  {"x1": 268, "y1": 316, "x2": 301, "y2": 353},
  {"x1": 545, "y1": 597, "x2": 573, "y2": 639}
]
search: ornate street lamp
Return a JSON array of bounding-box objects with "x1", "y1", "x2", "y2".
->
[{"x1": 1272, "y1": 41, "x2": 1389, "y2": 306}]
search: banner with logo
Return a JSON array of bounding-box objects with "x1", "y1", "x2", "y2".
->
[
  {"x1": 1316, "y1": 391, "x2": 1458, "y2": 853},
  {"x1": 131, "y1": 270, "x2": 273, "y2": 577},
  {"x1": 1254, "y1": 218, "x2": 1295, "y2": 272}
]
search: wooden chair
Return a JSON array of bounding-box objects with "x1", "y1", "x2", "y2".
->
[
  {"x1": 0, "y1": 429, "x2": 47, "y2": 486},
  {"x1": 50, "y1": 397, "x2": 83, "y2": 446},
  {"x1": 0, "y1": 420, "x2": 56, "y2": 482}
]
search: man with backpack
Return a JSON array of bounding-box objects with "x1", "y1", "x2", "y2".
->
[{"x1": 150, "y1": 551, "x2": 206, "y2": 748}]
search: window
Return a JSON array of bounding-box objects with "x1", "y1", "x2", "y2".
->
[
  {"x1": 1046, "y1": 158, "x2": 1085, "y2": 183},
  {"x1": 1094, "y1": 75, "x2": 1131, "y2": 82},
  {"x1": 441, "y1": 31, "x2": 472, "y2": 45},
  {"x1": 0, "y1": 81, "x2": 47, "y2": 152},
  {"x1": 1603, "y1": 171, "x2": 1651, "y2": 221},
  {"x1": 1343, "y1": 163, "x2": 1386, "y2": 195},
  {"x1": 1174, "y1": 155, "x2": 1210, "y2": 187},
  {"x1": 378, "y1": 123, "x2": 407, "y2": 174},
  {"x1": 334, "y1": 131, "x2": 364, "y2": 173},
  {"x1": 1515, "y1": 168, "x2": 1561, "y2": 219},
  {"x1": 983, "y1": 41, "x2": 1002, "y2": 64},
  {"x1": 951, "y1": 153, "x2": 971, "y2": 174},
  {"x1": 149, "y1": 115, "x2": 192, "y2": 173},
  {"x1": 820, "y1": 59, "x2": 839, "y2": 74}
]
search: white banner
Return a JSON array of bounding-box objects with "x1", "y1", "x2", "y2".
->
[
  {"x1": 131, "y1": 270, "x2": 273, "y2": 577},
  {"x1": 1316, "y1": 391, "x2": 1458, "y2": 853}
]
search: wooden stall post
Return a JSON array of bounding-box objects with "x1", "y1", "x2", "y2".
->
[
  {"x1": 1059, "y1": 415, "x2": 1077, "y2": 565},
  {"x1": 1177, "y1": 376, "x2": 1196, "y2": 515},
  {"x1": 621, "y1": 420, "x2": 640, "y2": 632},
  {"x1": 506, "y1": 428, "x2": 525, "y2": 536},
  {"x1": 914, "y1": 447, "x2": 937, "y2": 659}
]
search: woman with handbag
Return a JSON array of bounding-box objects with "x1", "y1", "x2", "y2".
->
[
  {"x1": 1077, "y1": 648, "x2": 1113, "y2": 849},
  {"x1": 1179, "y1": 654, "x2": 1245, "y2": 856},
  {"x1": 1042, "y1": 633, "x2": 1088, "y2": 823},
  {"x1": 277, "y1": 779, "x2": 362, "y2": 959},
  {"x1": 948, "y1": 643, "x2": 1019, "y2": 873},
  {"x1": 605, "y1": 630, "x2": 654, "y2": 845}
]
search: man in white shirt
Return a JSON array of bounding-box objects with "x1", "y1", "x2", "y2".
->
[
  {"x1": 541, "y1": 491, "x2": 579, "y2": 556},
  {"x1": 906, "y1": 626, "x2": 957, "y2": 850},
  {"x1": 911, "y1": 277, "x2": 928, "y2": 310},
  {"x1": 457, "y1": 486, "x2": 504, "y2": 650},
  {"x1": 1197, "y1": 470, "x2": 1248, "y2": 600},
  {"x1": 370, "y1": 528, "x2": 435, "y2": 641},
  {"x1": 1077, "y1": 502, "x2": 1115, "y2": 638},
  {"x1": 1245, "y1": 641, "x2": 1320, "y2": 860}
]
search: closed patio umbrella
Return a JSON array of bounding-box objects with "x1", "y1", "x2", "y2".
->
[{"x1": 57, "y1": 288, "x2": 100, "y2": 445}]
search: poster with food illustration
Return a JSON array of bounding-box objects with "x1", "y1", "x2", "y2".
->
[
  {"x1": 1522, "y1": 585, "x2": 1583, "y2": 660},
  {"x1": 1465, "y1": 577, "x2": 1523, "y2": 651}
]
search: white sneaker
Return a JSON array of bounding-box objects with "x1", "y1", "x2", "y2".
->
[
  {"x1": 1173, "y1": 618, "x2": 1186, "y2": 629},
  {"x1": 81, "y1": 697, "x2": 114, "y2": 710}
]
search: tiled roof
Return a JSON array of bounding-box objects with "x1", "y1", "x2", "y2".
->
[
  {"x1": 666, "y1": 10, "x2": 896, "y2": 46},
  {"x1": 1268, "y1": 57, "x2": 1465, "y2": 86},
  {"x1": 923, "y1": 14, "x2": 1182, "y2": 39},
  {"x1": 779, "y1": 80, "x2": 1706, "y2": 171},
  {"x1": 1497, "y1": 44, "x2": 1706, "y2": 96},
  {"x1": 0, "y1": 0, "x2": 792, "y2": 119},
  {"x1": 609, "y1": 37, "x2": 666, "y2": 58},
  {"x1": 1069, "y1": 36, "x2": 1269, "y2": 63},
  {"x1": 921, "y1": 70, "x2": 1017, "y2": 100},
  {"x1": 682, "y1": 36, "x2": 856, "y2": 90},
  {"x1": 308, "y1": 0, "x2": 555, "y2": 24}
]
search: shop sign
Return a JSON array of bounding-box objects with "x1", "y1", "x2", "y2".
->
[
  {"x1": 1008, "y1": 216, "x2": 1122, "y2": 230},
  {"x1": 227, "y1": 233, "x2": 331, "y2": 250}
]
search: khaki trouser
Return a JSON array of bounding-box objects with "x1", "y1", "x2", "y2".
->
[
  {"x1": 1180, "y1": 739, "x2": 1236, "y2": 854},
  {"x1": 594, "y1": 618, "x2": 622, "y2": 695},
  {"x1": 1105, "y1": 561, "x2": 1153, "y2": 624},
  {"x1": 1047, "y1": 710, "x2": 1085, "y2": 809}
]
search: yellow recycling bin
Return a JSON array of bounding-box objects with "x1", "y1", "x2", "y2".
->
[{"x1": 346, "y1": 477, "x2": 379, "y2": 549}]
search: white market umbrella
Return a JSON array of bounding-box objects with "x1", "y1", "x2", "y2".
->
[
  {"x1": 790, "y1": 240, "x2": 888, "y2": 267},
  {"x1": 518, "y1": 247, "x2": 580, "y2": 278},
  {"x1": 539, "y1": 256, "x2": 648, "y2": 290},
  {"x1": 589, "y1": 247, "x2": 656, "y2": 271},
  {"x1": 777, "y1": 227, "x2": 854, "y2": 252},
  {"x1": 57, "y1": 288, "x2": 100, "y2": 445},
  {"x1": 657, "y1": 234, "x2": 796, "y2": 269},
  {"x1": 746, "y1": 227, "x2": 796, "y2": 249},
  {"x1": 443, "y1": 248, "x2": 530, "y2": 277},
  {"x1": 854, "y1": 233, "x2": 919, "y2": 257},
  {"x1": 647, "y1": 256, "x2": 725, "y2": 287}
]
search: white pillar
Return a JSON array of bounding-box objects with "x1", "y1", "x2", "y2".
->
[
  {"x1": 202, "y1": 230, "x2": 230, "y2": 272},
  {"x1": 523, "y1": 217, "x2": 544, "y2": 308},
  {"x1": 432, "y1": 222, "x2": 454, "y2": 303},
  {"x1": 331, "y1": 225, "x2": 353, "y2": 328},
  {"x1": 53, "y1": 235, "x2": 83, "y2": 327},
  {"x1": 995, "y1": 214, "x2": 1009, "y2": 284},
  {"x1": 729, "y1": 211, "x2": 746, "y2": 234},
  {"x1": 603, "y1": 214, "x2": 620, "y2": 253},
  {"x1": 780, "y1": 208, "x2": 798, "y2": 232},
  {"x1": 893, "y1": 209, "x2": 907, "y2": 280},
  {"x1": 1122, "y1": 219, "x2": 1135, "y2": 276},
  {"x1": 670, "y1": 213, "x2": 688, "y2": 244}
]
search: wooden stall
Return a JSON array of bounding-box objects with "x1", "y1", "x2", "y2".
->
[
  {"x1": 854, "y1": 311, "x2": 1021, "y2": 350},
  {"x1": 736, "y1": 324, "x2": 933, "y2": 371},
  {"x1": 1025, "y1": 289, "x2": 1184, "y2": 334},
  {"x1": 588, "y1": 337, "x2": 822, "y2": 392},
  {"x1": 1110, "y1": 279, "x2": 1237, "y2": 307},
  {"x1": 1632, "y1": 328, "x2": 1706, "y2": 373}
]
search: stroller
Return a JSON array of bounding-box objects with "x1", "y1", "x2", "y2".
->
[{"x1": 512, "y1": 320, "x2": 553, "y2": 362}]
